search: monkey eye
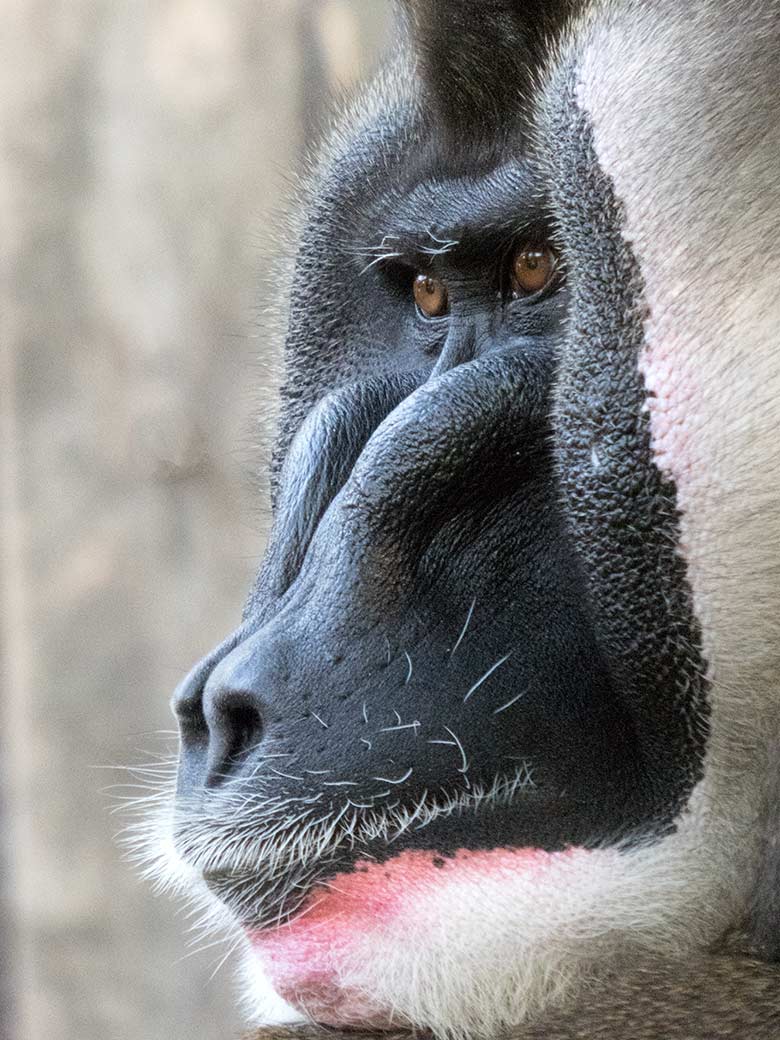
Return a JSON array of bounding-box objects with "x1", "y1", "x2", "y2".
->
[
  {"x1": 511, "y1": 243, "x2": 559, "y2": 298},
  {"x1": 413, "y1": 273, "x2": 449, "y2": 318}
]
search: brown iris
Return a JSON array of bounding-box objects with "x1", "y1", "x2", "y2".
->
[
  {"x1": 511, "y1": 244, "x2": 558, "y2": 297},
  {"x1": 413, "y1": 273, "x2": 449, "y2": 318}
]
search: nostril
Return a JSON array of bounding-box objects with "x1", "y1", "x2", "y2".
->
[
  {"x1": 219, "y1": 694, "x2": 264, "y2": 760},
  {"x1": 204, "y1": 690, "x2": 265, "y2": 787},
  {"x1": 172, "y1": 625, "x2": 254, "y2": 739}
]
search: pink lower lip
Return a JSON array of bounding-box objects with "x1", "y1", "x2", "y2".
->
[{"x1": 247, "y1": 846, "x2": 579, "y2": 1028}]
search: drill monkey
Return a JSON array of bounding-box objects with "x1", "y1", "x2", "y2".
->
[{"x1": 147, "y1": 1, "x2": 780, "y2": 1036}]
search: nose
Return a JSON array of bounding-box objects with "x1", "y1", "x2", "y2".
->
[
  {"x1": 172, "y1": 630, "x2": 267, "y2": 788},
  {"x1": 429, "y1": 309, "x2": 490, "y2": 380}
]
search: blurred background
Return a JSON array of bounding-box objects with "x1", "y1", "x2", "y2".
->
[{"x1": 1, "y1": 3, "x2": 392, "y2": 1038}]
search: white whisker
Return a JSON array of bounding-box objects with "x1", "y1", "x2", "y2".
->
[
  {"x1": 372, "y1": 767, "x2": 414, "y2": 786},
  {"x1": 464, "y1": 653, "x2": 512, "y2": 703},
  {"x1": 451, "y1": 598, "x2": 476, "y2": 655},
  {"x1": 493, "y1": 688, "x2": 528, "y2": 715},
  {"x1": 380, "y1": 722, "x2": 421, "y2": 734},
  {"x1": 443, "y1": 726, "x2": 469, "y2": 775}
]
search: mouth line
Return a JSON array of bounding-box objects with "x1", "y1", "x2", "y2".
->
[
  {"x1": 178, "y1": 765, "x2": 536, "y2": 868},
  {"x1": 179, "y1": 778, "x2": 662, "y2": 936},
  {"x1": 174, "y1": 766, "x2": 541, "y2": 928}
]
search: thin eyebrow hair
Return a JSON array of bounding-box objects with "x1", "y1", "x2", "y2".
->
[{"x1": 355, "y1": 229, "x2": 460, "y2": 273}]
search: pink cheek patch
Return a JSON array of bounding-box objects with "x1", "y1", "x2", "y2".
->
[
  {"x1": 248, "y1": 846, "x2": 579, "y2": 1026},
  {"x1": 574, "y1": 77, "x2": 703, "y2": 527},
  {"x1": 639, "y1": 322, "x2": 700, "y2": 525}
]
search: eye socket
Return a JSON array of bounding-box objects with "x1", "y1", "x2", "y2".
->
[
  {"x1": 413, "y1": 273, "x2": 449, "y2": 318},
  {"x1": 511, "y1": 243, "x2": 559, "y2": 298}
]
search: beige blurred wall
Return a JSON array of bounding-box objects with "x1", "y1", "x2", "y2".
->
[{"x1": 0, "y1": 4, "x2": 391, "y2": 1038}]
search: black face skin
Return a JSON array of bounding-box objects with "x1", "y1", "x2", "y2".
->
[{"x1": 171, "y1": 0, "x2": 708, "y2": 931}]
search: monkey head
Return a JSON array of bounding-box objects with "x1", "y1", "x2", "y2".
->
[{"x1": 144, "y1": 1, "x2": 780, "y2": 1036}]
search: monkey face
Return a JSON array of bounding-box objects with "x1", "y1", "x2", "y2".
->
[{"x1": 150, "y1": 2, "x2": 780, "y2": 1036}]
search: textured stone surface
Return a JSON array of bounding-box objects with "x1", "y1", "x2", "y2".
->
[{"x1": 0, "y1": 3, "x2": 390, "y2": 1038}]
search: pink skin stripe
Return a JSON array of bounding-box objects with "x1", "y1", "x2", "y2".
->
[
  {"x1": 573, "y1": 75, "x2": 701, "y2": 529},
  {"x1": 248, "y1": 846, "x2": 578, "y2": 1028}
]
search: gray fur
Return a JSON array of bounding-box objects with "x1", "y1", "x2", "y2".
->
[{"x1": 244, "y1": 939, "x2": 780, "y2": 1038}]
